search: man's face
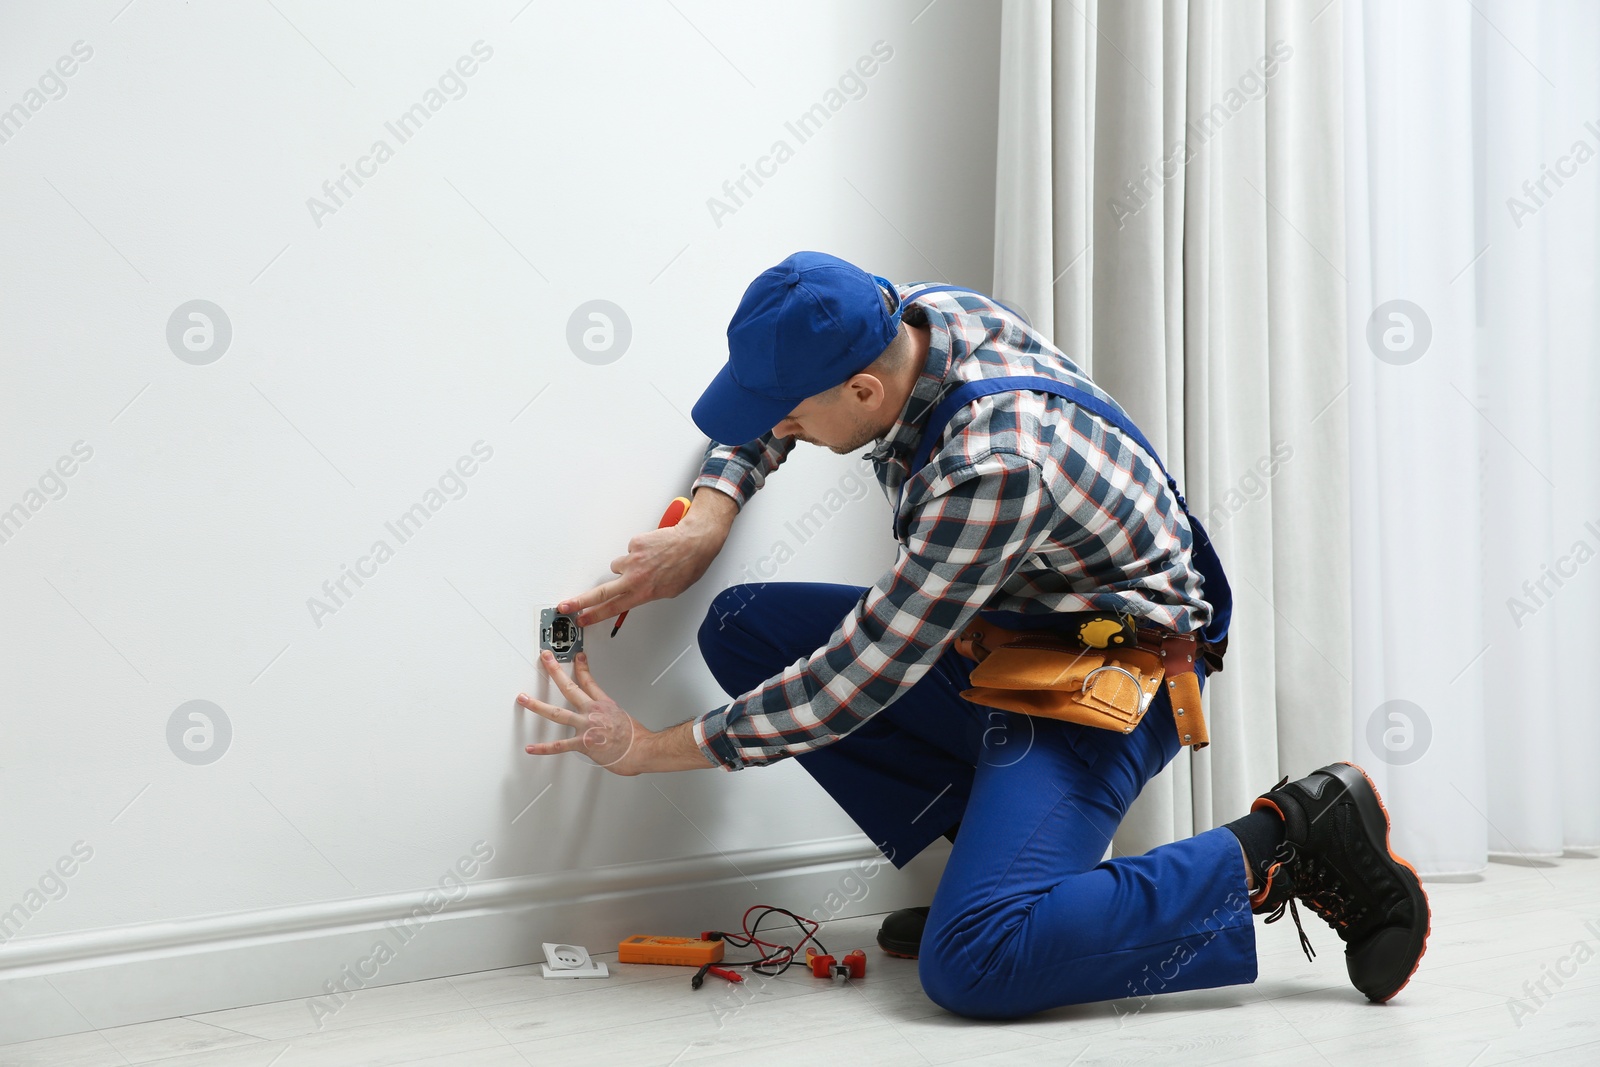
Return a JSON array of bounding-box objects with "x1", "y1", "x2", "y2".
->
[{"x1": 771, "y1": 385, "x2": 885, "y2": 454}]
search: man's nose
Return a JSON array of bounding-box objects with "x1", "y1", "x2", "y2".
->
[{"x1": 772, "y1": 418, "x2": 799, "y2": 438}]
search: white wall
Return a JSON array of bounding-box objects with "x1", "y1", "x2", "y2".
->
[{"x1": 0, "y1": 0, "x2": 1001, "y2": 1041}]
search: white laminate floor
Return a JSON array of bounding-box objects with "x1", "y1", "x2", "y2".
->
[{"x1": 4, "y1": 852, "x2": 1599, "y2": 1067}]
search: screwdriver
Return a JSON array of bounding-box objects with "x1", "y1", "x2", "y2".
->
[{"x1": 610, "y1": 495, "x2": 693, "y2": 637}]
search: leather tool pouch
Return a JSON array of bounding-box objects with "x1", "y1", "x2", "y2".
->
[{"x1": 954, "y1": 617, "x2": 1212, "y2": 749}]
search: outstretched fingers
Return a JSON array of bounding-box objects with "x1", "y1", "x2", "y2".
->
[
  {"x1": 517, "y1": 691, "x2": 583, "y2": 729},
  {"x1": 526, "y1": 736, "x2": 587, "y2": 756},
  {"x1": 519, "y1": 653, "x2": 635, "y2": 771},
  {"x1": 571, "y1": 653, "x2": 612, "y2": 704},
  {"x1": 539, "y1": 651, "x2": 593, "y2": 708}
]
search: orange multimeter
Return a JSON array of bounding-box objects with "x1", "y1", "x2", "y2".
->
[{"x1": 618, "y1": 935, "x2": 725, "y2": 966}]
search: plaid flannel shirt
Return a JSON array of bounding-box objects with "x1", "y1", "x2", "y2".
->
[{"x1": 690, "y1": 284, "x2": 1211, "y2": 770}]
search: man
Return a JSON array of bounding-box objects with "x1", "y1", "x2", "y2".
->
[{"x1": 517, "y1": 251, "x2": 1429, "y2": 1019}]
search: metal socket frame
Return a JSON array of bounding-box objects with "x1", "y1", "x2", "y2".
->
[{"x1": 539, "y1": 608, "x2": 583, "y2": 662}]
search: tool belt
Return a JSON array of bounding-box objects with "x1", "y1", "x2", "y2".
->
[{"x1": 952, "y1": 612, "x2": 1226, "y2": 751}]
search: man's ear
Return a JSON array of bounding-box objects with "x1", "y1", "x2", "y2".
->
[{"x1": 843, "y1": 372, "x2": 887, "y2": 411}]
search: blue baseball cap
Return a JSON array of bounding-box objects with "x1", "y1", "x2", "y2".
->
[{"x1": 692, "y1": 251, "x2": 901, "y2": 445}]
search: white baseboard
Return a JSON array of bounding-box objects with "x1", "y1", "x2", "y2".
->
[{"x1": 0, "y1": 836, "x2": 947, "y2": 1046}]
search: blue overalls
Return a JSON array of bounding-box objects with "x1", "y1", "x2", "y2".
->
[{"x1": 695, "y1": 289, "x2": 1256, "y2": 1020}]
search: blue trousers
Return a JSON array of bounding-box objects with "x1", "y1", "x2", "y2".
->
[{"x1": 697, "y1": 582, "x2": 1257, "y2": 1019}]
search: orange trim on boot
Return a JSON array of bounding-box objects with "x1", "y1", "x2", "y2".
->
[
  {"x1": 1250, "y1": 860, "x2": 1282, "y2": 911},
  {"x1": 1246, "y1": 796, "x2": 1287, "y2": 910},
  {"x1": 1250, "y1": 796, "x2": 1285, "y2": 820}
]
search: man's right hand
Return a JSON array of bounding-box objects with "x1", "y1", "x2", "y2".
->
[{"x1": 558, "y1": 487, "x2": 738, "y2": 627}]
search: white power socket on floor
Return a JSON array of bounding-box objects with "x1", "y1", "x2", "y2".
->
[{"x1": 540, "y1": 942, "x2": 609, "y2": 979}]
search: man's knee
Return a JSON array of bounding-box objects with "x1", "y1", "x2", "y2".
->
[
  {"x1": 697, "y1": 583, "x2": 765, "y2": 647},
  {"x1": 696, "y1": 584, "x2": 767, "y2": 695},
  {"x1": 918, "y1": 938, "x2": 1019, "y2": 1020},
  {"x1": 916, "y1": 918, "x2": 1033, "y2": 1021},
  {"x1": 918, "y1": 913, "x2": 1105, "y2": 1020},
  {"x1": 696, "y1": 581, "x2": 865, "y2": 698}
]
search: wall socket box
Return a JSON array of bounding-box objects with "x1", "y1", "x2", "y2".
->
[
  {"x1": 541, "y1": 942, "x2": 608, "y2": 979},
  {"x1": 539, "y1": 608, "x2": 583, "y2": 662}
]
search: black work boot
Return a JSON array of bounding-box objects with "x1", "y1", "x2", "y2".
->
[
  {"x1": 876, "y1": 906, "x2": 930, "y2": 958},
  {"x1": 1250, "y1": 762, "x2": 1431, "y2": 1003}
]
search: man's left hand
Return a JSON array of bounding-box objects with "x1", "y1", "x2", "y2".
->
[{"x1": 518, "y1": 651, "x2": 717, "y2": 774}]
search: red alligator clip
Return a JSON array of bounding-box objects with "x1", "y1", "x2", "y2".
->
[{"x1": 806, "y1": 948, "x2": 867, "y2": 980}]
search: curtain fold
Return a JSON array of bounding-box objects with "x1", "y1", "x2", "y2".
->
[
  {"x1": 1346, "y1": 0, "x2": 1600, "y2": 875},
  {"x1": 1344, "y1": 0, "x2": 1485, "y2": 876},
  {"x1": 993, "y1": 0, "x2": 1350, "y2": 855},
  {"x1": 999, "y1": 0, "x2": 1600, "y2": 877},
  {"x1": 1542, "y1": 4, "x2": 1600, "y2": 854}
]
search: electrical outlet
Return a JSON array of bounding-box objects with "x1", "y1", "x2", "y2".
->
[
  {"x1": 550, "y1": 945, "x2": 586, "y2": 968},
  {"x1": 541, "y1": 942, "x2": 608, "y2": 979},
  {"x1": 539, "y1": 608, "x2": 583, "y2": 662}
]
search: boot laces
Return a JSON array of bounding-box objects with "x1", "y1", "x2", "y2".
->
[
  {"x1": 1298, "y1": 858, "x2": 1371, "y2": 935},
  {"x1": 1263, "y1": 894, "x2": 1317, "y2": 962},
  {"x1": 1265, "y1": 855, "x2": 1373, "y2": 963}
]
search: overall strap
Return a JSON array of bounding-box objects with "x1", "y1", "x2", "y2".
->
[{"x1": 901, "y1": 371, "x2": 1233, "y2": 645}]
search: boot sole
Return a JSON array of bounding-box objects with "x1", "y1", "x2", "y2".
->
[
  {"x1": 875, "y1": 930, "x2": 920, "y2": 959},
  {"x1": 1327, "y1": 761, "x2": 1431, "y2": 1003}
]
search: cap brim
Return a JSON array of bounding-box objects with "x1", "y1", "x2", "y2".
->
[{"x1": 691, "y1": 361, "x2": 804, "y2": 445}]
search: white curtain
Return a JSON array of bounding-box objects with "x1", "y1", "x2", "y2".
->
[
  {"x1": 993, "y1": 0, "x2": 1350, "y2": 855},
  {"x1": 1347, "y1": 0, "x2": 1600, "y2": 875}
]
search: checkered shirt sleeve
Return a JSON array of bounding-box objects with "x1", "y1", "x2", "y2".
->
[
  {"x1": 691, "y1": 436, "x2": 796, "y2": 508},
  {"x1": 693, "y1": 448, "x2": 1056, "y2": 769}
]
